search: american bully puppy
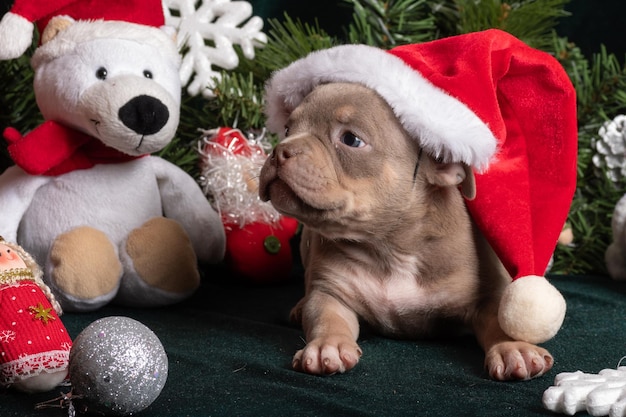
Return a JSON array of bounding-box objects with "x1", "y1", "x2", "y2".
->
[{"x1": 259, "y1": 82, "x2": 553, "y2": 381}]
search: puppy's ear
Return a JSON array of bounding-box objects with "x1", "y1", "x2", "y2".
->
[{"x1": 426, "y1": 160, "x2": 476, "y2": 200}]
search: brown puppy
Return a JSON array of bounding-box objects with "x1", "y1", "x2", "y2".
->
[{"x1": 259, "y1": 82, "x2": 553, "y2": 381}]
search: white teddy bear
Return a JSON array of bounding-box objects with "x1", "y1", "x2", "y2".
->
[{"x1": 0, "y1": 16, "x2": 225, "y2": 312}]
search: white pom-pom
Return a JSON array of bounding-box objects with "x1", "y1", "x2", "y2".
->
[
  {"x1": 498, "y1": 275, "x2": 566, "y2": 344},
  {"x1": 0, "y1": 12, "x2": 34, "y2": 60}
]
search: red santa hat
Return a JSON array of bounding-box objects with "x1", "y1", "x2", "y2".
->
[
  {"x1": 264, "y1": 29, "x2": 578, "y2": 344},
  {"x1": 0, "y1": 0, "x2": 166, "y2": 59}
]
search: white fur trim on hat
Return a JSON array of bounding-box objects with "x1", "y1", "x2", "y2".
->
[
  {"x1": 31, "y1": 17, "x2": 181, "y2": 70},
  {"x1": 0, "y1": 12, "x2": 34, "y2": 60},
  {"x1": 264, "y1": 44, "x2": 498, "y2": 171}
]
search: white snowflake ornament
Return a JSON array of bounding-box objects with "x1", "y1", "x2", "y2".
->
[
  {"x1": 543, "y1": 365, "x2": 626, "y2": 416},
  {"x1": 163, "y1": 0, "x2": 267, "y2": 98}
]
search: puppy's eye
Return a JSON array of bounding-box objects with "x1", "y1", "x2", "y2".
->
[
  {"x1": 143, "y1": 70, "x2": 153, "y2": 79},
  {"x1": 340, "y1": 131, "x2": 366, "y2": 148},
  {"x1": 284, "y1": 126, "x2": 290, "y2": 137},
  {"x1": 96, "y1": 67, "x2": 108, "y2": 80}
]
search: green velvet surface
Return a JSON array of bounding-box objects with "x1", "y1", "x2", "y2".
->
[{"x1": 2, "y1": 265, "x2": 625, "y2": 417}]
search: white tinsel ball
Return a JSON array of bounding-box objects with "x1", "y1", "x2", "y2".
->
[
  {"x1": 592, "y1": 114, "x2": 626, "y2": 183},
  {"x1": 69, "y1": 316, "x2": 168, "y2": 416},
  {"x1": 198, "y1": 128, "x2": 282, "y2": 228}
]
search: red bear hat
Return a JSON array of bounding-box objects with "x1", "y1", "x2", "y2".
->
[
  {"x1": 0, "y1": 0, "x2": 166, "y2": 59},
  {"x1": 264, "y1": 29, "x2": 578, "y2": 344}
]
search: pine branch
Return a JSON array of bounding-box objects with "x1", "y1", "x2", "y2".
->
[
  {"x1": 573, "y1": 46, "x2": 626, "y2": 125},
  {"x1": 553, "y1": 186, "x2": 620, "y2": 275},
  {"x1": 344, "y1": 0, "x2": 437, "y2": 47},
  {"x1": 0, "y1": 49, "x2": 40, "y2": 172},
  {"x1": 550, "y1": 36, "x2": 626, "y2": 275},
  {"x1": 252, "y1": 14, "x2": 336, "y2": 72},
  {"x1": 157, "y1": 136, "x2": 201, "y2": 178},
  {"x1": 209, "y1": 71, "x2": 267, "y2": 130},
  {"x1": 427, "y1": 0, "x2": 461, "y2": 38},
  {"x1": 454, "y1": 0, "x2": 571, "y2": 49}
]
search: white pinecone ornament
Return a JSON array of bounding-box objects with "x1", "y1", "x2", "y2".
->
[{"x1": 593, "y1": 114, "x2": 626, "y2": 183}]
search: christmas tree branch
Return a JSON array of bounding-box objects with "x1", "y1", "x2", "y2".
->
[
  {"x1": 455, "y1": 0, "x2": 571, "y2": 49},
  {"x1": 344, "y1": 0, "x2": 437, "y2": 46},
  {"x1": 550, "y1": 35, "x2": 626, "y2": 274}
]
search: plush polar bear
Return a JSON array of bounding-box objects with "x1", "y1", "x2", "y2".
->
[{"x1": 0, "y1": 16, "x2": 226, "y2": 312}]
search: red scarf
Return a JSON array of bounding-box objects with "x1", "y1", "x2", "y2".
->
[{"x1": 4, "y1": 121, "x2": 143, "y2": 176}]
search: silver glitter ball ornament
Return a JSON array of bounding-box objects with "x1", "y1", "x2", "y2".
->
[{"x1": 69, "y1": 316, "x2": 168, "y2": 416}]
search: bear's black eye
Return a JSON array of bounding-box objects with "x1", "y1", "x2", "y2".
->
[
  {"x1": 96, "y1": 67, "x2": 108, "y2": 80},
  {"x1": 143, "y1": 70, "x2": 153, "y2": 79}
]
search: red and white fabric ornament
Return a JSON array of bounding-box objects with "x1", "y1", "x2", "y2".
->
[
  {"x1": 264, "y1": 29, "x2": 578, "y2": 344},
  {"x1": 0, "y1": 237, "x2": 72, "y2": 392}
]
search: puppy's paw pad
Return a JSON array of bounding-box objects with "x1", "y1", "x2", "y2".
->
[
  {"x1": 485, "y1": 341, "x2": 553, "y2": 381},
  {"x1": 293, "y1": 338, "x2": 362, "y2": 375}
]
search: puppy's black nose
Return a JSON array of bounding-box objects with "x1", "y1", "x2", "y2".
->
[{"x1": 119, "y1": 95, "x2": 169, "y2": 135}]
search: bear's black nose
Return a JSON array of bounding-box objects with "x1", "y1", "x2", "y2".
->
[{"x1": 118, "y1": 95, "x2": 169, "y2": 135}]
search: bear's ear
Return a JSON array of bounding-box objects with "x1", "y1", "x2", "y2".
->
[{"x1": 40, "y1": 16, "x2": 75, "y2": 45}]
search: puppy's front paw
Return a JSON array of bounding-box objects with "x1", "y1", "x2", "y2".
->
[
  {"x1": 293, "y1": 336, "x2": 362, "y2": 375},
  {"x1": 485, "y1": 341, "x2": 553, "y2": 381}
]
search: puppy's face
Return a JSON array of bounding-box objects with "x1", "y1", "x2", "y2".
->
[{"x1": 259, "y1": 83, "x2": 422, "y2": 240}]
